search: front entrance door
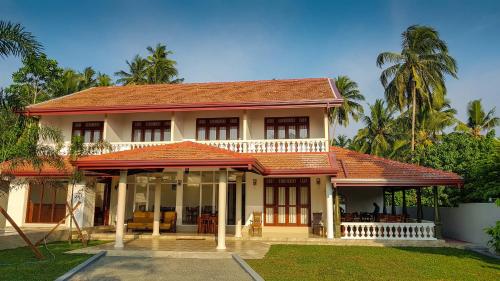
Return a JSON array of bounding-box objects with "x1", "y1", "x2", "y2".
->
[{"x1": 94, "y1": 179, "x2": 112, "y2": 226}]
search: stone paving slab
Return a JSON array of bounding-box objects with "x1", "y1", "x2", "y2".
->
[{"x1": 70, "y1": 256, "x2": 253, "y2": 281}]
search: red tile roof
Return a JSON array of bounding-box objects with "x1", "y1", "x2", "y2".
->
[
  {"x1": 0, "y1": 158, "x2": 73, "y2": 177},
  {"x1": 251, "y1": 153, "x2": 338, "y2": 175},
  {"x1": 26, "y1": 78, "x2": 342, "y2": 115},
  {"x1": 331, "y1": 146, "x2": 463, "y2": 187}
]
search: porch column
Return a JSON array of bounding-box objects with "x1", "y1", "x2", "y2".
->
[
  {"x1": 382, "y1": 188, "x2": 387, "y2": 214},
  {"x1": 217, "y1": 169, "x2": 227, "y2": 250},
  {"x1": 325, "y1": 178, "x2": 334, "y2": 239},
  {"x1": 433, "y1": 186, "x2": 442, "y2": 239},
  {"x1": 175, "y1": 170, "x2": 183, "y2": 226},
  {"x1": 115, "y1": 170, "x2": 127, "y2": 248},
  {"x1": 152, "y1": 180, "x2": 162, "y2": 236},
  {"x1": 416, "y1": 187, "x2": 423, "y2": 223},
  {"x1": 402, "y1": 189, "x2": 407, "y2": 216},
  {"x1": 235, "y1": 174, "x2": 243, "y2": 238},
  {"x1": 391, "y1": 188, "x2": 396, "y2": 215},
  {"x1": 333, "y1": 183, "x2": 341, "y2": 238}
]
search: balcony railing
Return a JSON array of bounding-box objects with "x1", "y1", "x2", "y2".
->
[{"x1": 57, "y1": 138, "x2": 329, "y2": 155}]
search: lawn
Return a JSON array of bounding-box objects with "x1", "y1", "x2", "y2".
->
[
  {"x1": 0, "y1": 240, "x2": 105, "y2": 281},
  {"x1": 246, "y1": 245, "x2": 500, "y2": 281}
]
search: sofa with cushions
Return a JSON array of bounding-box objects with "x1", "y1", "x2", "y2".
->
[{"x1": 127, "y1": 211, "x2": 177, "y2": 232}]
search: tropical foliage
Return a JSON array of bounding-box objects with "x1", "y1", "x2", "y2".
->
[
  {"x1": 330, "y1": 76, "x2": 364, "y2": 137},
  {"x1": 115, "y1": 43, "x2": 183, "y2": 85},
  {"x1": 456, "y1": 99, "x2": 499, "y2": 137},
  {"x1": 376, "y1": 25, "x2": 458, "y2": 151},
  {"x1": 0, "y1": 20, "x2": 41, "y2": 59}
]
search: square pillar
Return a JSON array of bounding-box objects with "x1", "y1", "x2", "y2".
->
[
  {"x1": 235, "y1": 174, "x2": 243, "y2": 238},
  {"x1": 115, "y1": 170, "x2": 127, "y2": 249},
  {"x1": 217, "y1": 169, "x2": 227, "y2": 250},
  {"x1": 333, "y1": 183, "x2": 341, "y2": 238},
  {"x1": 433, "y1": 186, "x2": 442, "y2": 239},
  {"x1": 325, "y1": 178, "x2": 334, "y2": 239},
  {"x1": 152, "y1": 180, "x2": 162, "y2": 236},
  {"x1": 175, "y1": 170, "x2": 183, "y2": 226}
]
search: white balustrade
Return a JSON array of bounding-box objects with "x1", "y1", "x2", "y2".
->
[
  {"x1": 56, "y1": 138, "x2": 329, "y2": 155},
  {"x1": 340, "y1": 222, "x2": 436, "y2": 240}
]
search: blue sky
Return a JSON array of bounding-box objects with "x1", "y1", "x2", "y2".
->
[{"x1": 1, "y1": 0, "x2": 499, "y2": 137}]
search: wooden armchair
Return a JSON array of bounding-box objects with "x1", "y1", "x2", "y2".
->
[
  {"x1": 127, "y1": 211, "x2": 154, "y2": 231},
  {"x1": 160, "y1": 211, "x2": 177, "y2": 232},
  {"x1": 250, "y1": 211, "x2": 262, "y2": 237}
]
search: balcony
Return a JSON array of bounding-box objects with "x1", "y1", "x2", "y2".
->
[{"x1": 58, "y1": 138, "x2": 330, "y2": 155}]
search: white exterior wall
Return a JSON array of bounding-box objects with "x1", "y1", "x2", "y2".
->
[
  {"x1": 0, "y1": 185, "x2": 8, "y2": 229},
  {"x1": 39, "y1": 108, "x2": 327, "y2": 143},
  {"x1": 5, "y1": 182, "x2": 29, "y2": 227},
  {"x1": 65, "y1": 182, "x2": 96, "y2": 229}
]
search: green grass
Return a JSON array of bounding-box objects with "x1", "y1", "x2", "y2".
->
[
  {"x1": 0, "y1": 240, "x2": 106, "y2": 281},
  {"x1": 246, "y1": 245, "x2": 500, "y2": 281}
]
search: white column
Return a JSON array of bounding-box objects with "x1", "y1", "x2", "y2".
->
[
  {"x1": 235, "y1": 174, "x2": 243, "y2": 238},
  {"x1": 170, "y1": 112, "x2": 175, "y2": 141},
  {"x1": 326, "y1": 178, "x2": 334, "y2": 239},
  {"x1": 115, "y1": 170, "x2": 127, "y2": 248},
  {"x1": 152, "y1": 180, "x2": 162, "y2": 236},
  {"x1": 175, "y1": 170, "x2": 183, "y2": 226},
  {"x1": 242, "y1": 110, "x2": 248, "y2": 140},
  {"x1": 217, "y1": 170, "x2": 227, "y2": 250}
]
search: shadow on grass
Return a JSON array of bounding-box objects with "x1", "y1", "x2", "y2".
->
[{"x1": 396, "y1": 246, "x2": 500, "y2": 264}]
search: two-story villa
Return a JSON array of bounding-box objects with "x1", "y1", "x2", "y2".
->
[{"x1": 2, "y1": 78, "x2": 462, "y2": 249}]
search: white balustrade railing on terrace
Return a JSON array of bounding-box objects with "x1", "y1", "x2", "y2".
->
[
  {"x1": 57, "y1": 138, "x2": 329, "y2": 155},
  {"x1": 341, "y1": 222, "x2": 436, "y2": 240}
]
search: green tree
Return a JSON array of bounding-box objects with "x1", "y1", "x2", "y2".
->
[
  {"x1": 5, "y1": 54, "x2": 63, "y2": 106},
  {"x1": 456, "y1": 99, "x2": 499, "y2": 137},
  {"x1": 146, "y1": 43, "x2": 183, "y2": 84},
  {"x1": 332, "y1": 135, "x2": 352, "y2": 148},
  {"x1": 353, "y1": 99, "x2": 399, "y2": 156},
  {"x1": 115, "y1": 55, "x2": 149, "y2": 85},
  {"x1": 412, "y1": 131, "x2": 499, "y2": 205},
  {"x1": 79, "y1": 66, "x2": 96, "y2": 89},
  {"x1": 96, "y1": 72, "x2": 113, "y2": 86},
  {"x1": 0, "y1": 21, "x2": 41, "y2": 59},
  {"x1": 329, "y1": 76, "x2": 364, "y2": 137},
  {"x1": 377, "y1": 25, "x2": 458, "y2": 151},
  {"x1": 57, "y1": 69, "x2": 82, "y2": 97}
]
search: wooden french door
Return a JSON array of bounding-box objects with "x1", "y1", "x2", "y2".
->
[
  {"x1": 94, "y1": 179, "x2": 112, "y2": 226},
  {"x1": 26, "y1": 184, "x2": 67, "y2": 223},
  {"x1": 264, "y1": 178, "x2": 310, "y2": 226}
]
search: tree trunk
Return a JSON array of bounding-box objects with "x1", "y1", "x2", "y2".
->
[
  {"x1": 411, "y1": 80, "x2": 416, "y2": 151},
  {"x1": 331, "y1": 117, "x2": 338, "y2": 141}
]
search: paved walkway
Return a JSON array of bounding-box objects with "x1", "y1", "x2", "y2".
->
[
  {"x1": 69, "y1": 239, "x2": 271, "y2": 259},
  {"x1": 70, "y1": 256, "x2": 253, "y2": 281}
]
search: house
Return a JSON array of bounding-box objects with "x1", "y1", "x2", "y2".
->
[{"x1": 1, "y1": 78, "x2": 462, "y2": 249}]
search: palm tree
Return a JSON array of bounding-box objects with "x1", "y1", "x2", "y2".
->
[
  {"x1": 115, "y1": 55, "x2": 149, "y2": 85},
  {"x1": 80, "y1": 67, "x2": 96, "y2": 89},
  {"x1": 146, "y1": 43, "x2": 183, "y2": 84},
  {"x1": 96, "y1": 72, "x2": 113, "y2": 86},
  {"x1": 377, "y1": 25, "x2": 457, "y2": 151},
  {"x1": 353, "y1": 99, "x2": 398, "y2": 156},
  {"x1": 0, "y1": 21, "x2": 41, "y2": 59},
  {"x1": 57, "y1": 69, "x2": 82, "y2": 97},
  {"x1": 329, "y1": 76, "x2": 365, "y2": 138},
  {"x1": 456, "y1": 99, "x2": 499, "y2": 137},
  {"x1": 332, "y1": 135, "x2": 352, "y2": 148}
]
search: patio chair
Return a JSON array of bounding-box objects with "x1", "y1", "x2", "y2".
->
[
  {"x1": 160, "y1": 211, "x2": 177, "y2": 233},
  {"x1": 312, "y1": 212, "x2": 325, "y2": 237},
  {"x1": 250, "y1": 211, "x2": 262, "y2": 237}
]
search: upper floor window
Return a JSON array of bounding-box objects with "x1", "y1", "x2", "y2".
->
[
  {"x1": 265, "y1": 117, "x2": 309, "y2": 139},
  {"x1": 132, "y1": 120, "x2": 171, "y2": 142},
  {"x1": 196, "y1": 118, "x2": 239, "y2": 141},
  {"x1": 72, "y1": 121, "x2": 104, "y2": 142}
]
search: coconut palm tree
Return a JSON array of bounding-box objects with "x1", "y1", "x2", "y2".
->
[
  {"x1": 80, "y1": 67, "x2": 96, "y2": 89},
  {"x1": 57, "y1": 69, "x2": 82, "y2": 97},
  {"x1": 376, "y1": 25, "x2": 457, "y2": 151},
  {"x1": 0, "y1": 21, "x2": 41, "y2": 59},
  {"x1": 329, "y1": 76, "x2": 365, "y2": 138},
  {"x1": 332, "y1": 135, "x2": 352, "y2": 148},
  {"x1": 146, "y1": 43, "x2": 183, "y2": 84},
  {"x1": 115, "y1": 55, "x2": 149, "y2": 85},
  {"x1": 353, "y1": 99, "x2": 398, "y2": 156},
  {"x1": 456, "y1": 99, "x2": 499, "y2": 137},
  {"x1": 96, "y1": 73, "x2": 113, "y2": 86}
]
